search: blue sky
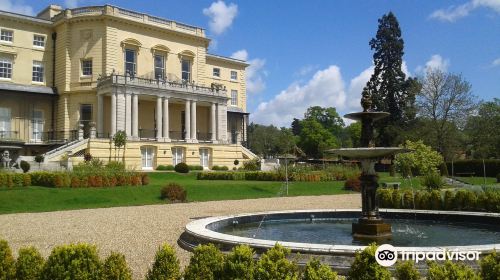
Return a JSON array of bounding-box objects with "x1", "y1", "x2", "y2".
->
[{"x1": 4, "y1": 0, "x2": 499, "y2": 126}]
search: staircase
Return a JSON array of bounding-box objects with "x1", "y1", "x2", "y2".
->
[
  {"x1": 44, "y1": 138, "x2": 89, "y2": 161},
  {"x1": 241, "y1": 145, "x2": 258, "y2": 159}
]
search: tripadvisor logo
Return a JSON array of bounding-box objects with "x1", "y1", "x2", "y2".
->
[{"x1": 374, "y1": 244, "x2": 481, "y2": 267}]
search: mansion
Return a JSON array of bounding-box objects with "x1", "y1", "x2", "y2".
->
[{"x1": 0, "y1": 4, "x2": 256, "y2": 170}]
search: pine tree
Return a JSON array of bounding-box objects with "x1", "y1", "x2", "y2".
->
[{"x1": 365, "y1": 12, "x2": 416, "y2": 146}]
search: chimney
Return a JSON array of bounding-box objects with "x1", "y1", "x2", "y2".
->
[{"x1": 36, "y1": 5, "x2": 63, "y2": 20}]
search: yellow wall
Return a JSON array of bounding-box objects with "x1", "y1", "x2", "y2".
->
[{"x1": 206, "y1": 57, "x2": 247, "y2": 112}]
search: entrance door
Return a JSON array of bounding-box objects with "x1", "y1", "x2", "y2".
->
[
  {"x1": 31, "y1": 109, "x2": 44, "y2": 142},
  {"x1": 199, "y1": 148, "x2": 210, "y2": 169},
  {"x1": 141, "y1": 146, "x2": 154, "y2": 170},
  {"x1": 172, "y1": 147, "x2": 184, "y2": 166},
  {"x1": 80, "y1": 104, "x2": 92, "y2": 138}
]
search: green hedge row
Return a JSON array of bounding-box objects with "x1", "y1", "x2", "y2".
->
[
  {"x1": 447, "y1": 159, "x2": 500, "y2": 177},
  {"x1": 197, "y1": 170, "x2": 359, "y2": 182},
  {"x1": 2, "y1": 240, "x2": 499, "y2": 280},
  {"x1": 377, "y1": 188, "x2": 500, "y2": 213},
  {"x1": 0, "y1": 173, "x2": 31, "y2": 188}
]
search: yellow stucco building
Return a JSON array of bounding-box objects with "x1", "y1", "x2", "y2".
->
[{"x1": 0, "y1": 4, "x2": 256, "y2": 170}]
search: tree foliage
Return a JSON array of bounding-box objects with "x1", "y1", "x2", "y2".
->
[
  {"x1": 365, "y1": 12, "x2": 416, "y2": 146},
  {"x1": 247, "y1": 123, "x2": 296, "y2": 158},
  {"x1": 394, "y1": 140, "x2": 444, "y2": 176},
  {"x1": 465, "y1": 98, "x2": 500, "y2": 159}
]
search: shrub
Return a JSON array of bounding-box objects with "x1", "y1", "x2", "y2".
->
[
  {"x1": 429, "y1": 190, "x2": 442, "y2": 210},
  {"x1": 84, "y1": 153, "x2": 93, "y2": 162},
  {"x1": 34, "y1": 155, "x2": 44, "y2": 165},
  {"x1": 0, "y1": 240, "x2": 15, "y2": 280},
  {"x1": 254, "y1": 244, "x2": 299, "y2": 280},
  {"x1": 480, "y1": 251, "x2": 500, "y2": 280},
  {"x1": 415, "y1": 191, "x2": 431, "y2": 210},
  {"x1": 427, "y1": 260, "x2": 480, "y2": 280},
  {"x1": 444, "y1": 190, "x2": 455, "y2": 210},
  {"x1": 344, "y1": 177, "x2": 361, "y2": 192},
  {"x1": 188, "y1": 165, "x2": 203, "y2": 171},
  {"x1": 41, "y1": 243, "x2": 101, "y2": 280},
  {"x1": 347, "y1": 243, "x2": 391, "y2": 280},
  {"x1": 421, "y1": 172, "x2": 444, "y2": 191},
  {"x1": 106, "y1": 161, "x2": 125, "y2": 171},
  {"x1": 302, "y1": 258, "x2": 338, "y2": 280},
  {"x1": 156, "y1": 165, "x2": 174, "y2": 171},
  {"x1": 234, "y1": 159, "x2": 239, "y2": 166},
  {"x1": 0, "y1": 173, "x2": 31, "y2": 188},
  {"x1": 102, "y1": 252, "x2": 131, "y2": 280},
  {"x1": 377, "y1": 189, "x2": 393, "y2": 208},
  {"x1": 141, "y1": 173, "x2": 149, "y2": 185},
  {"x1": 145, "y1": 244, "x2": 181, "y2": 280},
  {"x1": 392, "y1": 189, "x2": 401, "y2": 209},
  {"x1": 174, "y1": 162, "x2": 189, "y2": 173},
  {"x1": 453, "y1": 189, "x2": 468, "y2": 211},
  {"x1": 440, "y1": 162, "x2": 449, "y2": 176},
  {"x1": 20, "y1": 160, "x2": 30, "y2": 173},
  {"x1": 243, "y1": 158, "x2": 260, "y2": 171},
  {"x1": 394, "y1": 140, "x2": 444, "y2": 176},
  {"x1": 160, "y1": 183, "x2": 187, "y2": 202},
  {"x1": 222, "y1": 245, "x2": 255, "y2": 280},
  {"x1": 212, "y1": 165, "x2": 229, "y2": 171},
  {"x1": 394, "y1": 261, "x2": 420, "y2": 280},
  {"x1": 183, "y1": 244, "x2": 224, "y2": 280},
  {"x1": 15, "y1": 246, "x2": 44, "y2": 280},
  {"x1": 402, "y1": 190, "x2": 414, "y2": 209}
]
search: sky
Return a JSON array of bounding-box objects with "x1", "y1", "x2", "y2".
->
[{"x1": 3, "y1": 0, "x2": 499, "y2": 127}]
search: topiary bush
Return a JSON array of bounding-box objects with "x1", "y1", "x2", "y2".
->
[
  {"x1": 421, "y1": 172, "x2": 444, "y2": 191},
  {"x1": 0, "y1": 239, "x2": 15, "y2": 280},
  {"x1": 101, "y1": 252, "x2": 131, "y2": 280},
  {"x1": 344, "y1": 177, "x2": 361, "y2": 192},
  {"x1": 402, "y1": 190, "x2": 414, "y2": 209},
  {"x1": 444, "y1": 190, "x2": 455, "y2": 210},
  {"x1": 480, "y1": 251, "x2": 500, "y2": 280},
  {"x1": 146, "y1": 244, "x2": 181, "y2": 280},
  {"x1": 254, "y1": 244, "x2": 299, "y2": 280},
  {"x1": 183, "y1": 244, "x2": 224, "y2": 280},
  {"x1": 15, "y1": 246, "x2": 44, "y2": 280},
  {"x1": 41, "y1": 243, "x2": 101, "y2": 280},
  {"x1": 20, "y1": 160, "x2": 30, "y2": 173},
  {"x1": 174, "y1": 162, "x2": 189, "y2": 173},
  {"x1": 427, "y1": 260, "x2": 480, "y2": 280},
  {"x1": 394, "y1": 261, "x2": 420, "y2": 280},
  {"x1": 160, "y1": 183, "x2": 187, "y2": 202},
  {"x1": 243, "y1": 158, "x2": 261, "y2": 171},
  {"x1": 429, "y1": 190, "x2": 442, "y2": 210},
  {"x1": 222, "y1": 245, "x2": 255, "y2": 280},
  {"x1": 188, "y1": 165, "x2": 203, "y2": 171},
  {"x1": 347, "y1": 243, "x2": 391, "y2": 280},
  {"x1": 377, "y1": 189, "x2": 393, "y2": 208},
  {"x1": 156, "y1": 165, "x2": 174, "y2": 171},
  {"x1": 302, "y1": 258, "x2": 338, "y2": 280}
]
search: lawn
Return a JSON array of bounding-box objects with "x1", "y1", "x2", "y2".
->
[
  {"x1": 0, "y1": 172, "x2": 351, "y2": 214},
  {"x1": 454, "y1": 176, "x2": 499, "y2": 186}
]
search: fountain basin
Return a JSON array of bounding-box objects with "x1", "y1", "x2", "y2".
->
[{"x1": 179, "y1": 209, "x2": 500, "y2": 272}]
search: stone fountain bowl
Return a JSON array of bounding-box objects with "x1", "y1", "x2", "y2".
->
[{"x1": 326, "y1": 147, "x2": 411, "y2": 159}]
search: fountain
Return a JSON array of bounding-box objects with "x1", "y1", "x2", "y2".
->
[{"x1": 327, "y1": 89, "x2": 409, "y2": 241}]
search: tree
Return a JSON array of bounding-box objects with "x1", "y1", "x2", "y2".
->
[
  {"x1": 345, "y1": 122, "x2": 362, "y2": 147},
  {"x1": 465, "y1": 98, "x2": 500, "y2": 159},
  {"x1": 297, "y1": 119, "x2": 339, "y2": 159},
  {"x1": 112, "y1": 130, "x2": 127, "y2": 162},
  {"x1": 303, "y1": 106, "x2": 344, "y2": 136},
  {"x1": 417, "y1": 69, "x2": 477, "y2": 159},
  {"x1": 247, "y1": 123, "x2": 296, "y2": 157},
  {"x1": 394, "y1": 140, "x2": 444, "y2": 176},
  {"x1": 365, "y1": 12, "x2": 416, "y2": 146}
]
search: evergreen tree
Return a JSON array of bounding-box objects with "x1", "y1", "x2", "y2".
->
[{"x1": 365, "y1": 12, "x2": 415, "y2": 146}]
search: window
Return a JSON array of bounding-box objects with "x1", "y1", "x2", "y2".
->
[
  {"x1": 32, "y1": 61, "x2": 44, "y2": 82},
  {"x1": 231, "y1": 90, "x2": 238, "y2": 106},
  {"x1": 154, "y1": 54, "x2": 165, "y2": 79},
  {"x1": 124, "y1": 49, "x2": 136, "y2": 77},
  {"x1": 181, "y1": 59, "x2": 191, "y2": 81},
  {"x1": 0, "y1": 58, "x2": 12, "y2": 79},
  {"x1": 199, "y1": 148, "x2": 210, "y2": 168},
  {"x1": 33, "y1": 35, "x2": 45, "y2": 47},
  {"x1": 81, "y1": 59, "x2": 92, "y2": 76},
  {"x1": 172, "y1": 147, "x2": 185, "y2": 166},
  {"x1": 231, "y1": 70, "x2": 237, "y2": 80},
  {"x1": 213, "y1": 67, "x2": 220, "y2": 77},
  {"x1": 0, "y1": 30, "x2": 13, "y2": 42},
  {"x1": 31, "y1": 110, "x2": 44, "y2": 142},
  {"x1": 0, "y1": 107, "x2": 11, "y2": 135},
  {"x1": 80, "y1": 104, "x2": 92, "y2": 138}
]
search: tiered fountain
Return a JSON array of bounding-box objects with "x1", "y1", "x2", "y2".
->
[{"x1": 327, "y1": 89, "x2": 409, "y2": 240}]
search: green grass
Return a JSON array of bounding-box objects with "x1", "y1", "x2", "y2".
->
[
  {"x1": 454, "y1": 176, "x2": 499, "y2": 186},
  {"x1": 378, "y1": 172, "x2": 423, "y2": 190},
  {"x1": 0, "y1": 172, "x2": 351, "y2": 214}
]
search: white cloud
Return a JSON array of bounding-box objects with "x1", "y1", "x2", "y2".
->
[
  {"x1": 0, "y1": 0, "x2": 34, "y2": 15},
  {"x1": 492, "y1": 58, "x2": 500, "y2": 66},
  {"x1": 294, "y1": 65, "x2": 318, "y2": 77},
  {"x1": 430, "y1": 0, "x2": 500, "y2": 22},
  {"x1": 64, "y1": 0, "x2": 79, "y2": 8},
  {"x1": 416, "y1": 54, "x2": 450, "y2": 74},
  {"x1": 231, "y1": 49, "x2": 267, "y2": 94},
  {"x1": 202, "y1": 1, "x2": 238, "y2": 35}
]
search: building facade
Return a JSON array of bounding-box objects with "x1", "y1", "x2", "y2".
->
[{"x1": 0, "y1": 5, "x2": 255, "y2": 170}]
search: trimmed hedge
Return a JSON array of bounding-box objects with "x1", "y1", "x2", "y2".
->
[
  {"x1": 447, "y1": 159, "x2": 500, "y2": 177},
  {"x1": 16, "y1": 246, "x2": 44, "y2": 280},
  {"x1": 188, "y1": 165, "x2": 204, "y2": 171},
  {"x1": 156, "y1": 165, "x2": 174, "y2": 171},
  {"x1": 41, "y1": 243, "x2": 101, "y2": 280},
  {"x1": 377, "y1": 188, "x2": 500, "y2": 212},
  {"x1": 197, "y1": 170, "x2": 359, "y2": 182},
  {"x1": 28, "y1": 171, "x2": 147, "y2": 188},
  {"x1": 212, "y1": 165, "x2": 229, "y2": 171},
  {"x1": 0, "y1": 173, "x2": 31, "y2": 188}
]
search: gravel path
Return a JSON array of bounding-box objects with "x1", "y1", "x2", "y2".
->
[{"x1": 0, "y1": 194, "x2": 360, "y2": 279}]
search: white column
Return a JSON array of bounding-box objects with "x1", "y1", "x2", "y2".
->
[
  {"x1": 163, "y1": 98, "x2": 170, "y2": 141},
  {"x1": 110, "y1": 92, "x2": 116, "y2": 136},
  {"x1": 156, "y1": 96, "x2": 163, "y2": 140},
  {"x1": 211, "y1": 103, "x2": 217, "y2": 142},
  {"x1": 132, "y1": 94, "x2": 138, "y2": 138},
  {"x1": 125, "y1": 93, "x2": 132, "y2": 137},
  {"x1": 191, "y1": 100, "x2": 197, "y2": 141},
  {"x1": 185, "y1": 100, "x2": 191, "y2": 141},
  {"x1": 97, "y1": 94, "x2": 104, "y2": 136}
]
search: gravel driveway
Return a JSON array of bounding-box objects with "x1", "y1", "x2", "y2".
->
[{"x1": 0, "y1": 194, "x2": 360, "y2": 279}]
